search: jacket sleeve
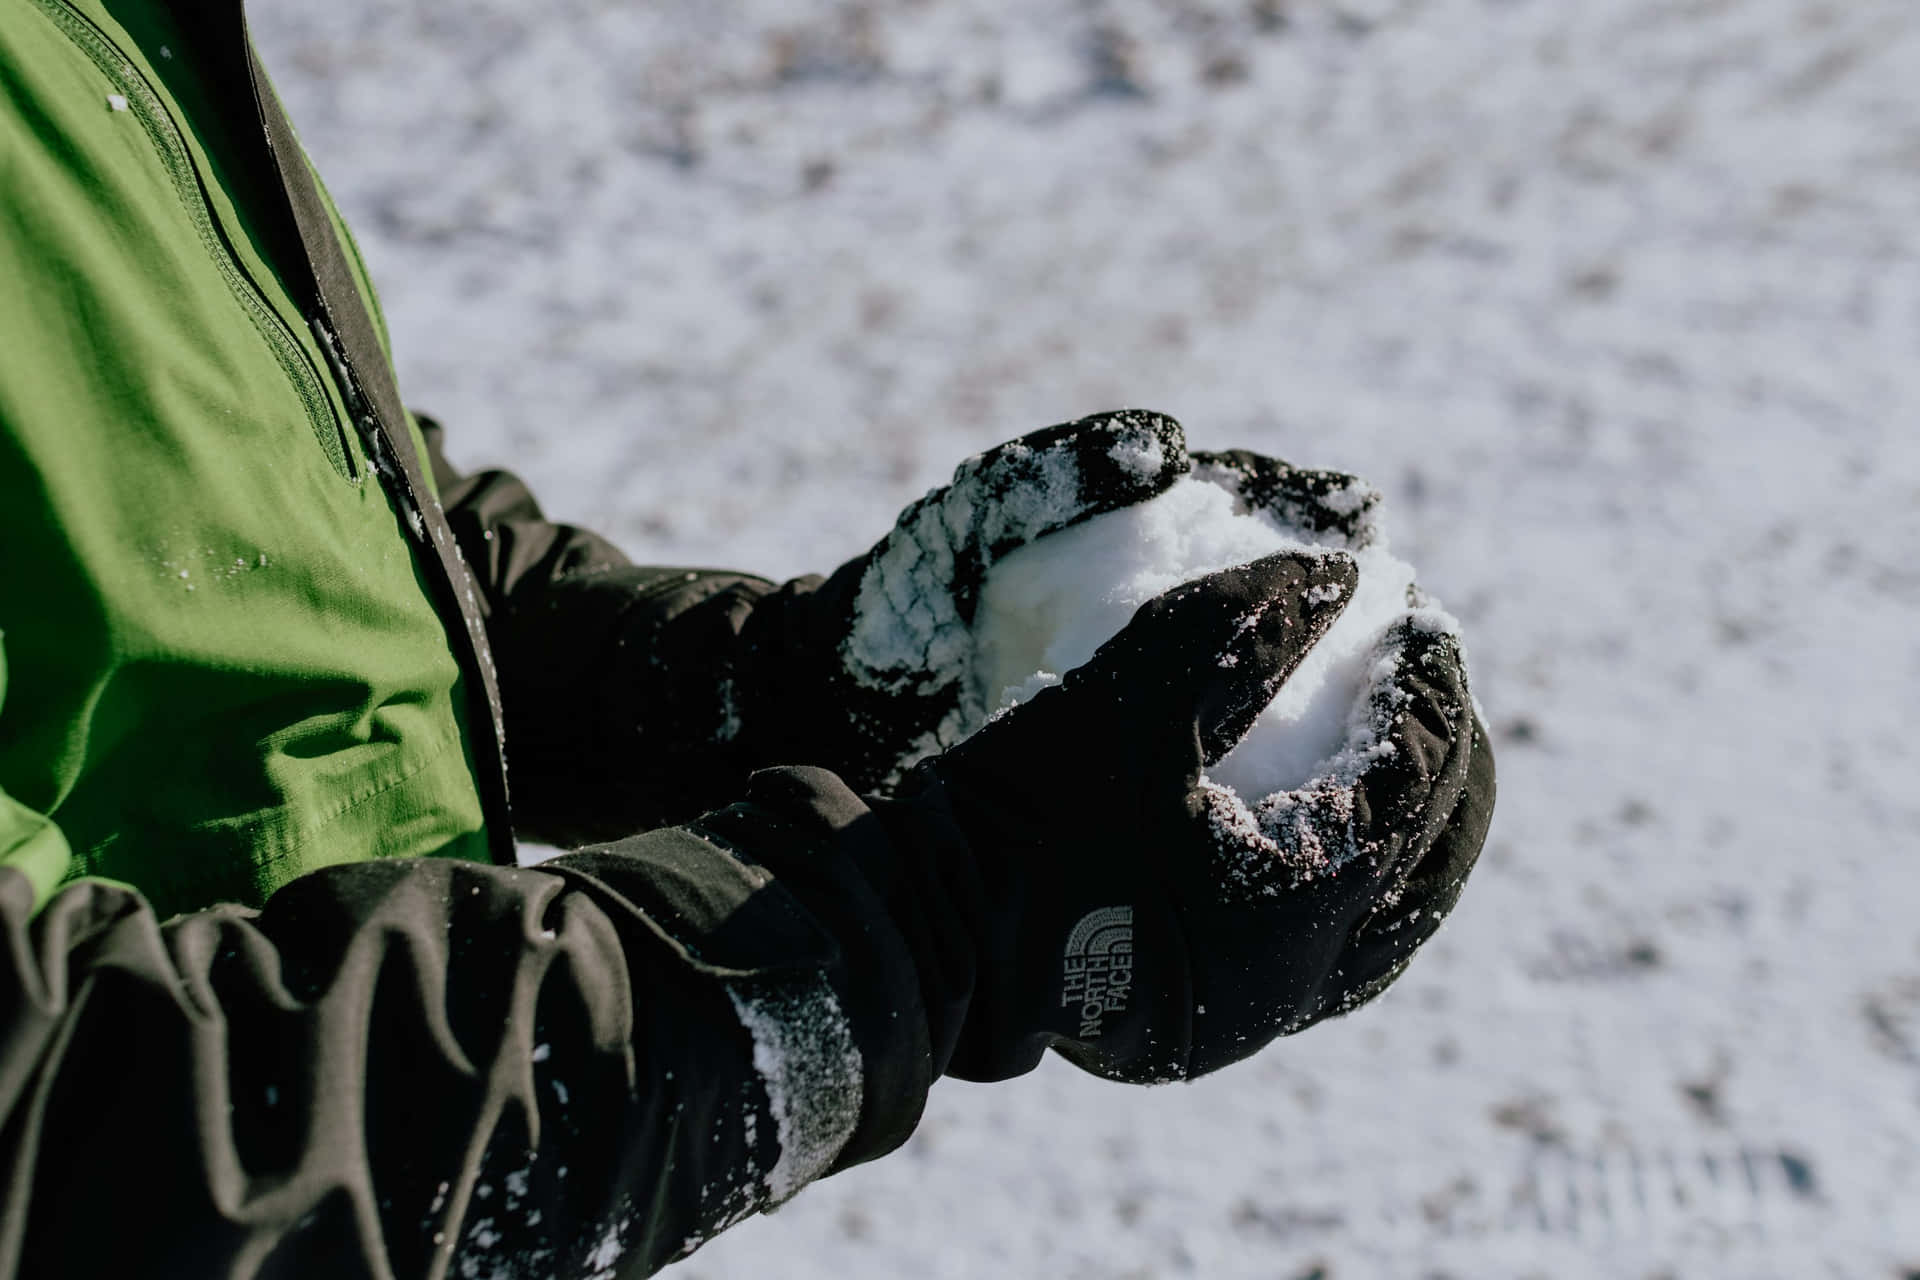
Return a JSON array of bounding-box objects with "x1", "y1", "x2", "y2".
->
[
  {"x1": 413, "y1": 415, "x2": 826, "y2": 848},
  {"x1": 0, "y1": 766, "x2": 940, "y2": 1280}
]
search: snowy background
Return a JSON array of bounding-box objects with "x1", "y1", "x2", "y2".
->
[{"x1": 252, "y1": 1, "x2": 1920, "y2": 1275}]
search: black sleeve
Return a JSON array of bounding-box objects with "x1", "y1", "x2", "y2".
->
[
  {"x1": 0, "y1": 768, "x2": 940, "y2": 1280},
  {"x1": 415, "y1": 414, "x2": 825, "y2": 848}
]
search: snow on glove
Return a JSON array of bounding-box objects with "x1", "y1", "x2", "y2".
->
[
  {"x1": 742, "y1": 410, "x2": 1190, "y2": 793},
  {"x1": 1188, "y1": 448, "x2": 1388, "y2": 549},
  {"x1": 876, "y1": 547, "x2": 1493, "y2": 1085}
]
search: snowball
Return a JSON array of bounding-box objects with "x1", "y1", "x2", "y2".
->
[{"x1": 968, "y1": 472, "x2": 1430, "y2": 797}]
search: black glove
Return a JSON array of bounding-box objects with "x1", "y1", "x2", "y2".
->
[
  {"x1": 741, "y1": 409, "x2": 1191, "y2": 792},
  {"x1": 874, "y1": 546, "x2": 1495, "y2": 1085}
]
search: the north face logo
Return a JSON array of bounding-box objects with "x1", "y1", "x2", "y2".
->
[{"x1": 1061, "y1": 907, "x2": 1134, "y2": 1038}]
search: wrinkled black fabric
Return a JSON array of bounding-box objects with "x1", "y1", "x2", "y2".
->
[{"x1": 0, "y1": 770, "x2": 932, "y2": 1279}]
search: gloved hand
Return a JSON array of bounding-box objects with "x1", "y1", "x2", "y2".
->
[
  {"x1": 741, "y1": 410, "x2": 1190, "y2": 792},
  {"x1": 875, "y1": 544, "x2": 1495, "y2": 1085}
]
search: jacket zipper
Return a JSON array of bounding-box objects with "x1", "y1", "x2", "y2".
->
[{"x1": 33, "y1": 0, "x2": 358, "y2": 482}]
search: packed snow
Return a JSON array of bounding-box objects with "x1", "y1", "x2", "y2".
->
[
  {"x1": 968, "y1": 471, "x2": 1427, "y2": 797},
  {"x1": 260, "y1": 0, "x2": 1920, "y2": 1275}
]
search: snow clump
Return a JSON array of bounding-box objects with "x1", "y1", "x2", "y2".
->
[{"x1": 969, "y1": 471, "x2": 1433, "y2": 798}]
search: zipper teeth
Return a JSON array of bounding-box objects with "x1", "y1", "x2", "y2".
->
[{"x1": 34, "y1": 0, "x2": 357, "y2": 482}]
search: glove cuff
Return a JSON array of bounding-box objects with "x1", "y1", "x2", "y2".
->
[{"x1": 702, "y1": 767, "x2": 942, "y2": 1171}]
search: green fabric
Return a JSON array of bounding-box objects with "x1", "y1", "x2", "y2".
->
[{"x1": 0, "y1": 0, "x2": 490, "y2": 918}]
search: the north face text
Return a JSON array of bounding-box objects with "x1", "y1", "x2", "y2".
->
[{"x1": 1061, "y1": 906, "x2": 1134, "y2": 1038}]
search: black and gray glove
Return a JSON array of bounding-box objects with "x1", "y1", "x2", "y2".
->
[
  {"x1": 741, "y1": 409, "x2": 1191, "y2": 792},
  {"x1": 870, "y1": 546, "x2": 1495, "y2": 1085}
]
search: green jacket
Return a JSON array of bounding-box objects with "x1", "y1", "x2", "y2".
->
[
  {"x1": 0, "y1": 3, "x2": 941, "y2": 1276},
  {"x1": 1, "y1": 0, "x2": 507, "y2": 916}
]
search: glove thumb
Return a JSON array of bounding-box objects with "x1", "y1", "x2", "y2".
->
[{"x1": 1065, "y1": 549, "x2": 1358, "y2": 768}]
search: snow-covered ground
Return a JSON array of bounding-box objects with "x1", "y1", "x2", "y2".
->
[{"x1": 253, "y1": 1, "x2": 1920, "y2": 1274}]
